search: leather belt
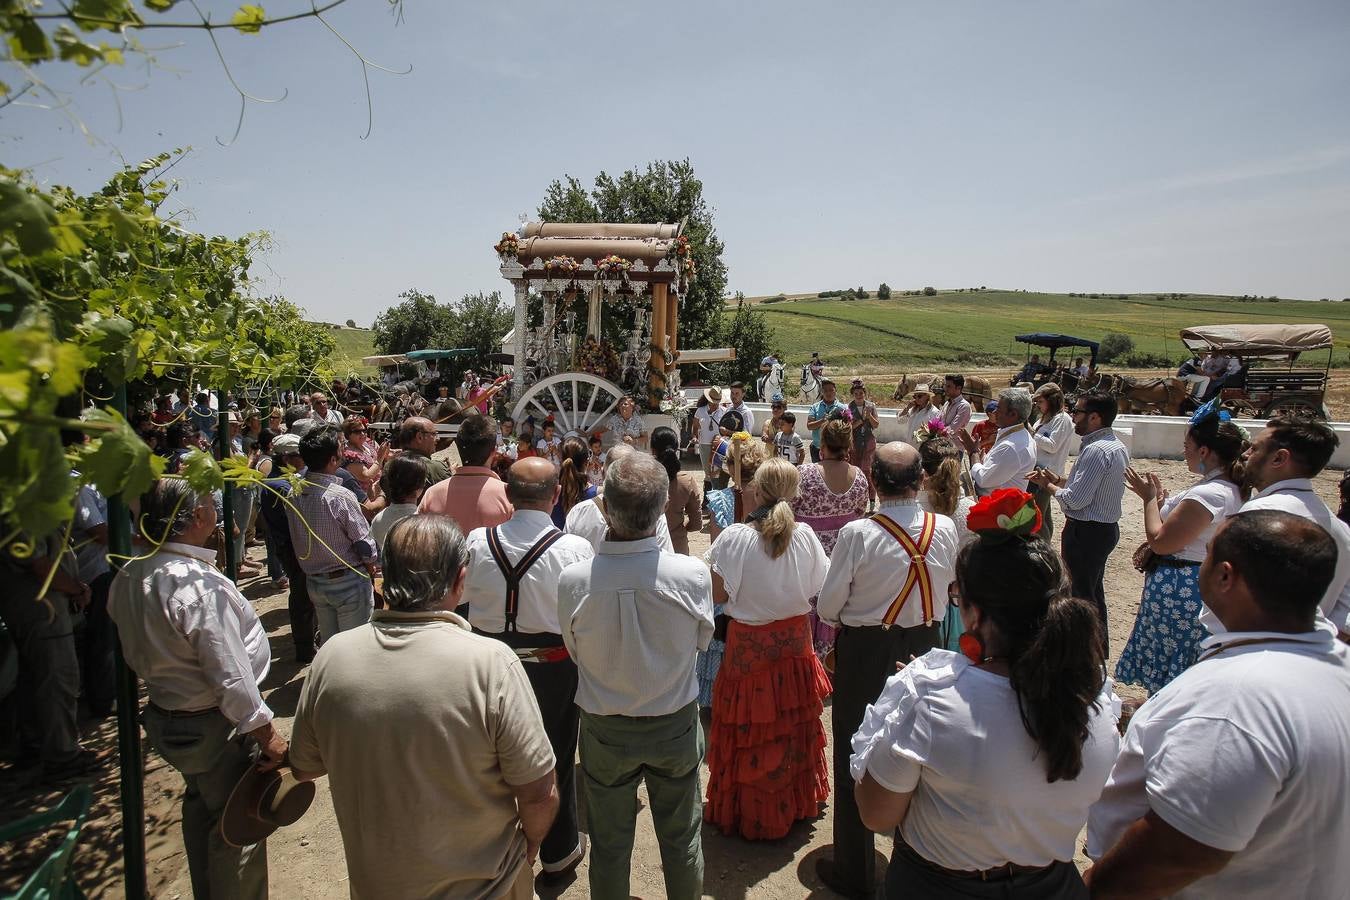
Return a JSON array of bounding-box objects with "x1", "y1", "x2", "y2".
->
[
  {"x1": 898, "y1": 839, "x2": 1054, "y2": 882},
  {"x1": 147, "y1": 701, "x2": 219, "y2": 719}
]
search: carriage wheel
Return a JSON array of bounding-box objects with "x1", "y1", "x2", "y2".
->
[{"x1": 511, "y1": 372, "x2": 625, "y2": 436}]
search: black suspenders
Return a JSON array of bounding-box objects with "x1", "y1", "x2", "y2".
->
[{"x1": 485, "y1": 526, "x2": 565, "y2": 633}]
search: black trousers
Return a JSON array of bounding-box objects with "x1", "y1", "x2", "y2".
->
[
  {"x1": 810, "y1": 445, "x2": 821, "y2": 463},
  {"x1": 76, "y1": 570, "x2": 117, "y2": 714},
  {"x1": 887, "y1": 841, "x2": 1087, "y2": 899},
  {"x1": 831, "y1": 622, "x2": 942, "y2": 894},
  {"x1": 479, "y1": 630, "x2": 582, "y2": 870},
  {"x1": 1060, "y1": 518, "x2": 1118, "y2": 655},
  {"x1": 277, "y1": 542, "x2": 315, "y2": 660}
]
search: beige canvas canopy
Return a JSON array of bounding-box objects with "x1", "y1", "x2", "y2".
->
[{"x1": 1179, "y1": 323, "x2": 1333, "y2": 355}]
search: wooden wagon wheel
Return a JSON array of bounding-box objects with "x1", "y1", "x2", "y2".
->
[{"x1": 511, "y1": 372, "x2": 625, "y2": 436}]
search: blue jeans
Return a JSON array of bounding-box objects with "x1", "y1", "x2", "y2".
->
[
  {"x1": 230, "y1": 486, "x2": 256, "y2": 570},
  {"x1": 305, "y1": 568, "x2": 373, "y2": 643}
]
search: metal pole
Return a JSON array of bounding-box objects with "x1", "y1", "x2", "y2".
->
[
  {"x1": 217, "y1": 390, "x2": 237, "y2": 581},
  {"x1": 108, "y1": 383, "x2": 147, "y2": 899}
]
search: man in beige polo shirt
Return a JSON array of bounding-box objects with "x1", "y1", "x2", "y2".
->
[{"x1": 290, "y1": 515, "x2": 557, "y2": 898}]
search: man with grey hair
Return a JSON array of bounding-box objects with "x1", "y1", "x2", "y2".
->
[
  {"x1": 110, "y1": 479, "x2": 285, "y2": 899},
  {"x1": 558, "y1": 452, "x2": 715, "y2": 900},
  {"x1": 564, "y1": 443, "x2": 675, "y2": 550},
  {"x1": 290, "y1": 515, "x2": 558, "y2": 898},
  {"x1": 961, "y1": 386, "x2": 1037, "y2": 496},
  {"x1": 462, "y1": 457, "x2": 595, "y2": 881}
]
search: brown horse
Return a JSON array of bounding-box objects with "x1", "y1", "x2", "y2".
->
[
  {"x1": 893, "y1": 373, "x2": 995, "y2": 407},
  {"x1": 1116, "y1": 377, "x2": 1189, "y2": 416}
]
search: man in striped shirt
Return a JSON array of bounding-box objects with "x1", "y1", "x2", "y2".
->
[{"x1": 1029, "y1": 391, "x2": 1129, "y2": 652}]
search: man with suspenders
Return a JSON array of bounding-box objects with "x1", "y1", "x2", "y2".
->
[
  {"x1": 461, "y1": 457, "x2": 596, "y2": 881},
  {"x1": 815, "y1": 442, "x2": 960, "y2": 898}
]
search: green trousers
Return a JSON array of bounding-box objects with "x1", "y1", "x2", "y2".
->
[{"x1": 579, "y1": 701, "x2": 705, "y2": 900}]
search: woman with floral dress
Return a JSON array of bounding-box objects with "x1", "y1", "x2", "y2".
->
[
  {"x1": 791, "y1": 418, "x2": 868, "y2": 660},
  {"x1": 1116, "y1": 399, "x2": 1246, "y2": 694},
  {"x1": 605, "y1": 395, "x2": 647, "y2": 449}
]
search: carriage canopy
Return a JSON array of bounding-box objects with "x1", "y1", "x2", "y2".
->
[
  {"x1": 1179, "y1": 324, "x2": 1334, "y2": 356},
  {"x1": 405, "y1": 348, "x2": 477, "y2": 361},
  {"x1": 1014, "y1": 333, "x2": 1100, "y2": 366}
]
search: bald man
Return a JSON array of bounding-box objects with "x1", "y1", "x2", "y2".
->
[
  {"x1": 815, "y1": 441, "x2": 961, "y2": 897},
  {"x1": 398, "y1": 416, "x2": 450, "y2": 485},
  {"x1": 461, "y1": 457, "x2": 596, "y2": 881}
]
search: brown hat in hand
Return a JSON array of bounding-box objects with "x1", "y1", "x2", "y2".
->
[{"x1": 219, "y1": 765, "x2": 316, "y2": 848}]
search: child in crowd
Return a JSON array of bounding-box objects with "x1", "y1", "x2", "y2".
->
[
  {"x1": 535, "y1": 421, "x2": 561, "y2": 466},
  {"x1": 586, "y1": 433, "x2": 606, "y2": 487},
  {"x1": 774, "y1": 411, "x2": 805, "y2": 464},
  {"x1": 971, "y1": 400, "x2": 1000, "y2": 454}
]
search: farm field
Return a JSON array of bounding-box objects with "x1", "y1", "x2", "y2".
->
[
  {"x1": 742, "y1": 290, "x2": 1350, "y2": 372},
  {"x1": 328, "y1": 326, "x2": 379, "y2": 375}
]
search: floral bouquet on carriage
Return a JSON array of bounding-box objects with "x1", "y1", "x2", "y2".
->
[
  {"x1": 659, "y1": 384, "x2": 693, "y2": 425},
  {"x1": 595, "y1": 254, "x2": 631, "y2": 279},
  {"x1": 493, "y1": 232, "x2": 519, "y2": 257},
  {"x1": 544, "y1": 255, "x2": 580, "y2": 278}
]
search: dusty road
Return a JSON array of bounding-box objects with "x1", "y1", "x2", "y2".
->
[{"x1": 2, "y1": 461, "x2": 1342, "y2": 899}]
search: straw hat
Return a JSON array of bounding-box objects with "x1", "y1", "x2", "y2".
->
[
  {"x1": 912, "y1": 383, "x2": 933, "y2": 397},
  {"x1": 703, "y1": 386, "x2": 724, "y2": 404},
  {"x1": 219, "y1": 766, "x2": 316, "y2": 848}
]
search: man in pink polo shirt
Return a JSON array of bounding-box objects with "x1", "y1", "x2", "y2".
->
[{"x1": 419, "y1": 414, "x2": 513, "y2": 533}]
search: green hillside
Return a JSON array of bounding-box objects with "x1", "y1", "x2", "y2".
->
[
  {"x1": 329, "y1": 327, "x2": 378, "y2": 375},
  {"x1": 743, "y1": 291, "x2": 1350, "y2": 371}
]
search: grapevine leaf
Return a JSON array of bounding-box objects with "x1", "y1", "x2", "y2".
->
[
  {"x1": 80, "y1": 408, "x2": 165, "y2": 500},
  {"x1": 0, "y1": 178, "x2": 60, "y2": 255},
  {"x1": 179, "y1": 449, "x2": 225, "y2": 494},
  {"x1": 231, "y1": 4, "x2": 266, "y2": 34},
  {"x1": 144, "y1": 0, "x2": 178, "y2": 10},
  {"x1": 85, "y1": 315, "x2": 137, "y2": 385},
  {"x1": 7, "y1": 19, "x2": 53, "y2": 62}
]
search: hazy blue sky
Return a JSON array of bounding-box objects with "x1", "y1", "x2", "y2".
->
[{"x1": 7, "y1": 0, "x2": 1349, "y2": 324}]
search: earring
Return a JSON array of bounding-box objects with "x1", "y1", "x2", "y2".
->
[{"x1": 959, "y1": 632, "x2": 985, "y2": 664}]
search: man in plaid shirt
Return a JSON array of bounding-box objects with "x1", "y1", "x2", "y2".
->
[{"x1": 285, "y1": 425, "x2": 378, "y2": 643}]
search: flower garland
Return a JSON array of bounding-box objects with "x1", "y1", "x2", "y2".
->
[
  {"x1": 595, "y1": 254, "x2": 631, "y2": 279},
  {"x1": 544, "y1": 255, "x2": 580, "y2": 276},
  {"x1": 493, "y1": 232, "x2": 519, "y2": 256}
]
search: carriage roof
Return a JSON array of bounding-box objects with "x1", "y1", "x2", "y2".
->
[
  {"x1": 405, "y1": 348, "x2": 477, "y2": 361},
  {"x1": 361, "y1": 353, "x2": 407, "y2": 368},
  {"x1": 1179, "y1": 324, "x2": 1333, "y2": 355},
  {"x1": 1014, "y1": 333, "x2": 1100, "y2": 354}
]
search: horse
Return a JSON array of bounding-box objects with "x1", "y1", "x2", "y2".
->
[
  {"x1": 893, "y1": 373, "x2": 994, "y2": 408},
  {"x1": 1115, "y1": 376, "x2": 1189, "y2": 416},
  {"x1": 757, "y1": 360, "x2": 785, "y2": 402},
  {"x1": 799, "y1": 365, "x2": 822, "y2": 405}
]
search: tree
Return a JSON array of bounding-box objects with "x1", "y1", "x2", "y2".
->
[
  {"x1": 877, "y1": 283, "x2": 891, "y2": 299},
  {"x1": 1099, "y1": 332, "x2": 1134, "y2": 362},
  {"x1": 922, "y1": 286, "x2": 937, "y2": 296},
  {"x1": 856, "y1": 286, "x2": 869, "y2": 299},
  {"x1": 345, "y1": 318, "x2": 356, "y2": 328},
  {"x1": 451, "y1": 290, "x2": 512, "y2": 367},
  {"x1": 371, "y1": 289, "x2": 456, "y2": 355},
  {"x1": 537, "y1": 160, "x2": 729, "y2": 352},
  {"x1": 711, "y1": 295, "x2": 775, "y2": 388}
]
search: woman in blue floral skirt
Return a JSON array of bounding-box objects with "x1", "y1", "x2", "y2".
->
[{"x1": 1115, "y1": 400, "x2": 1246, "y2": 694}]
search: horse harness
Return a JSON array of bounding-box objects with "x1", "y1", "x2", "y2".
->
[
  {"x1": 869, "y1": 511, "x2": 939, "y2": 628},
  {"x1": 484, "y1": 525, "x2": 570, "y2": 662}
]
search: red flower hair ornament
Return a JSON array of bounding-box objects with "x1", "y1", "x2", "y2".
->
[{"x1": 966, "y1": 488, "x2": 1042, "y2": 542}]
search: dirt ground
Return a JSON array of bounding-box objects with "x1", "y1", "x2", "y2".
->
[{"x1": 1, "y1": 461, "x2": 1343, "y2": 899}]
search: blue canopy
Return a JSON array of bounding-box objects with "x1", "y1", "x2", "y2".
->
[{"x1": 1014, "y1": 333, "x2": 1099, "y2": 364}]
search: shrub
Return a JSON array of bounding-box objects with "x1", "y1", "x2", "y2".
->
[
  {"x1": 345, "y1": 318, "x2": 356, "y2": 328},
  {"x1": 1122, "y1": 351, "x2": 1173, "y2": 368},
  {"x1": 877, "y1": 282, "x2": 891, "y2": 299},
  {"x1": 763, "y1": 293, "x2": 787, "y2": 304},
  {"x1": 856, "y1": 286, "x2": 869, "y2": 299},
  {"x1": 1099, "y1": 331, "x2": 1134, "y2": 362},
  {"x1": 922, "y1": 286, "x2": 937, "y2": 296}
]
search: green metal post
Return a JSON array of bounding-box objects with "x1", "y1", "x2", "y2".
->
[
  {"x1": 217, "y1": 390, "x2": 237, "y2": 581},
  {"x1": 108, "y1": 383, "x2": 147, "y2": 899}
]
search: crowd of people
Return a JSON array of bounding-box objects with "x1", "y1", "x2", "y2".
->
[{"x1": 5, "y1": 371, "x2": 1350, "y2": 900}]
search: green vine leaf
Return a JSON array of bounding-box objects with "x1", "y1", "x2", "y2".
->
[
  {"x1": 80, "y1": 408, "x2": 165, "y2": 500},
  {"x1": 179, "y1": 449, "x2": 225, "y2": 494}
]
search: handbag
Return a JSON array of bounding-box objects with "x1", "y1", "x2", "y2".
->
[{"x1": 1131, "y1": 541, "x2": 1158, "y2": 574}]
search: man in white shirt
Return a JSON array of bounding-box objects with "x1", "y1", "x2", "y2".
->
[
  {"x1": 1239, "y1": 412, "x2": 1350, "y2": 639},
  {"x1": 962, "y1": 388, "x2": 1036, "y2": 496},
  {"x1": 110, "y1": 480, "x2": 285, "y2": 900},
  {"x1": 558, "y1": 452, "x2": 714, "y2": 900},
  {"x1": 463, "y1": 458, "x2": 595, "y2": 881},
  {"x1": 815, "y1": 441, "x2": 959, "y2": 898},
  {"x1": 939, "y1": 374, "x2": 973, "y2": 435},
  {"x1": 1085, "y1": 511, "x2": 1350, "y2": 899},
  {"x1": 308, "y1": 391, "x2": 344, "y2": 426},
  {"x1": 564, "y1": 444, "x2": 675, "y2": 551},
  {"x1": 726, "y1": 380, "x2": 755, "y2": 435}
]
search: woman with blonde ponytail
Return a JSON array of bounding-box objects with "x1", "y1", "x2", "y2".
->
[
  {"x1": 704, "y1": 457, "x2": 832, "y2": 840},
  {"x1": 851, "y1": 489, "x2": 1120, "y2": 898},
  {"x1": 550, "y1": 436, "x2": 595, "y2": 528}
]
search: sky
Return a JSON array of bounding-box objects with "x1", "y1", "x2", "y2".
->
[{"x1": 6, "y1": 0, "x2": 1350, "y2": 325}]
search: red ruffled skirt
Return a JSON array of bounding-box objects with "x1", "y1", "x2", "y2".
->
[{"x1": 705, "y1": 613, "x2": 831, "y2": 840}]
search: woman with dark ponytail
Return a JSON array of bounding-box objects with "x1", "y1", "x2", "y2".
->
[
  {"x1": 650, "y1": 425, "x2": 702, "y2": 555},
  {"x1": 551, "y1": 435, "x2": 595, "y2": 528},
  {"x1": 851, "y1": 489, "x2": 1120, "y2": 898},
  {"x1": 1116, "y1": 398, "x2": 1246, "y2": 693}
]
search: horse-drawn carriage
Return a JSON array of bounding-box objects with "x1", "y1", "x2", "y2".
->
[
  {"x1": 1011, "y1": 333, "x2": 1099, "y2": 391},
  {"x1": 1180, "y1": 323, "x2": 1333, "y2": 419},
  {"x1": 495, "y1": 221, "x2": 732, "y2": 438}
]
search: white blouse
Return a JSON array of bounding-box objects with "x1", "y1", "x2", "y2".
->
[
  {"x1": 851, "y1": 651, "x2": 1121, "y2": 870},
  {"x1": 705, "y1": 522, "x2": 829, "y2": 626},
  {"x1": 1161, "y1": 471, "x2": 1242, "y2": 563}
]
